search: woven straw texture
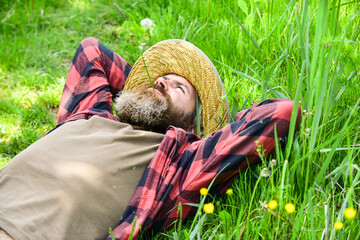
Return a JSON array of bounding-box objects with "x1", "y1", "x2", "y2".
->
[{"x1": 124, "y1": 39, "x2": 230, "y2": 134}]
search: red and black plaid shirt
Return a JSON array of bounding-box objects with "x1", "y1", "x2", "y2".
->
[{"x1": 57, "y1": 38, "x2": 300, "y2": 239}]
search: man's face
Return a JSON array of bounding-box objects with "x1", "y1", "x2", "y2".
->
[
  {"x1": 151, "y1": 74, "x2": 196, "y2": 118},
  {"x1": 114, "y1": 74, "x2": 197, "y2": 133}
]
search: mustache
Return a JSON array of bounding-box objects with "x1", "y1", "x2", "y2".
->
[{"x1": 145, "y1": 84, "x2": 168, "y2": 97}]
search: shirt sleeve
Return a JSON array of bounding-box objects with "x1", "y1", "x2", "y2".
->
[
  {"x1": 180, "y1": 99, "x2": 301, "y2": 190},
  {"x1": 56, "y1": 37, "x2": 132, "y2": 125},
  {"x1": 149, "y1": 99, "x2": 302, "y2": 233}
]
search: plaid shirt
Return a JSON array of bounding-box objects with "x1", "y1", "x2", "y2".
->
[{"x1": 57, "y1": 38, "x2": 300, "y2": 240}]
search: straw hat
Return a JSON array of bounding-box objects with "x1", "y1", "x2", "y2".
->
[{"x1": 123, "y1": 39, "x2": 230, "y2": 135}]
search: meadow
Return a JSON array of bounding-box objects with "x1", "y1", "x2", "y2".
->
[{"x1": 0, "y1": 0, "x2": 359, "y2": 239}]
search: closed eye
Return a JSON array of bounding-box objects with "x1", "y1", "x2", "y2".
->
[
  {"x1": 173, "y1": 81, "x2": 188, "y2": 95},
  {"x1": 162, "y1": 75, "x2": 191, "y2": 95}
]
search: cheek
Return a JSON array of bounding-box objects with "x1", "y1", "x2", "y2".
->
[
  {"x1": 171, "y1": 96, "x2": 188, "y2": 112},
  {"x1": 181, "y1": 98, "x2": 196, "y2": 115},
  {"x1": 169, "y1": 91, "x2": 196, "y2": 113},
  {"x1": 169, "y1": 92, "x2": 184, "y2": 105}
]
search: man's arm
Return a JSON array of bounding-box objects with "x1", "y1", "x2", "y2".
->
[
  {"x1": 147, "y1": 99, "x2": 301, "y2": 235},
  {"x1": 56, "y1": 37, "x2": 131, "y2": 125},
  {"x1": 182, "y1": 99, "x2": 301, "y2": 188}
]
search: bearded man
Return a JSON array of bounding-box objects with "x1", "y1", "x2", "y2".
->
[{"x1": 0, "y1": 38, "x2": 300, "y2": 240}]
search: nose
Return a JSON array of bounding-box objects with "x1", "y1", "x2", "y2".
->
[{"x1": 154, "y1": 77, "x2": 168, "y2": 91}]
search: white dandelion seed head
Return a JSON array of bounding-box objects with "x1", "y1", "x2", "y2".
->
[
  {"x1": 140, "y1": 18, "x2": 154, "y2": 29},
  {"x1": 270, "y1": 159, "x2": 276, "y2": 167},
  {"x1": 260, "y1": 168, "x2": 270, "y2": 177},
  {"x1": 138, "y1": 42, "x2": 147, "y2": 52}
]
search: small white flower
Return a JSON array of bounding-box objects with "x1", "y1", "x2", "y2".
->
[
  {"x1": 140, "y1": 18, "x2": 154, "y2": 29},
  {"x1": 260, "y1": 168, "x2": 270, "y2": 177},
  {"x1": 138, "y1": 42, "x2": 147, "y2": 52},
  {"x1": 270, "y1": 159, "x2": 276, "y2": 167}
]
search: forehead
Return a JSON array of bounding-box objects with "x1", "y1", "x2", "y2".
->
[{"x1": 163, "y1": 73, "x2": 196, "y2": 92}]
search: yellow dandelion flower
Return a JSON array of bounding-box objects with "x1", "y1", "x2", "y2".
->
[
  {"x1": 334, "y1": 222, "x2": 344, "y2": 230},
  {"x1": 203, "y1": 203, "x2": 215, "y2": 214},
  {"x1": 344, "y1": 207, "x2": 357, "y2": 220},
  {"x1": 285, "y1": 203, "x2": 295, "y2": 214},
  {"x1": 268, "y1": 200, "x2": 278, "y2": 210},
  {"x1": 200, "y1": 188, "x2": 208, "y2": 196},
  {"x1": 225, "y1": 188, "x2": 233, "y2": 196}
]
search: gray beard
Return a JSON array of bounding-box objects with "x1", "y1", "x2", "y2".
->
[{"x1": 114, "y1": 86, "x2": 195, "y2": 133}]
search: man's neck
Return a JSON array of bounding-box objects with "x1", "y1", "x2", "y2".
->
[{"x1": 131, "y1": 124, "x2": 146, "y2": 131}]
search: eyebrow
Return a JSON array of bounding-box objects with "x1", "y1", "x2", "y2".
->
[{"x1": 164, "y1": 76, "x2": 191, "y2": 94}]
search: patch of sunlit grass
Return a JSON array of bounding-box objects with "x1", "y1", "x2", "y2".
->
[{"x1": 70, "y1": 0, "x2": 90, "y2": 11}]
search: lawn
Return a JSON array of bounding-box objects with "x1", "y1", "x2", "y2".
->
[{"x1": 0, "y1": 0, "x2": 359, "y2": 239}]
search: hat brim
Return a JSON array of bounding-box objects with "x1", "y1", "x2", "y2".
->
[{"x1": 124, "y1": 39, "x2": 230, "y2": 134}]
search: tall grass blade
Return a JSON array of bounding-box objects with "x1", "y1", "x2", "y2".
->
[
  {"x1": 308, "y1": 0, "x2": 328, "y2": 111},
  {"x1": 226, "y1": 5, "x2": 262, "y2": 54},
  {"x1": 215, "y1": 60, "x2": 263, "y2": 86},
  {"x1": 312, "y1": 97, "x2": 360, "y2": 186},
  {"x1": 141, "y1": 56, "x2": 155, "y2": 90},
  {"x1": 285, "y1": 61, "x2": 304, "y2": 160},
  {"x1": 261, "y1": 52, "x2": 287, "y2": 100},
  {"x1": 269, "y1": 0, "x2": 295, "y2": 38},
  {"x1": 196, "y1": 93, "x2": 201, "y2": 136},
  {"x1": 113, "y1": 3, "x2": 127, "y2": 21}
]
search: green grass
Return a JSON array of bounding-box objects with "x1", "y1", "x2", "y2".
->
[{"x1": 1, "y1": 0, "x2": 359, "y2": 239}]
